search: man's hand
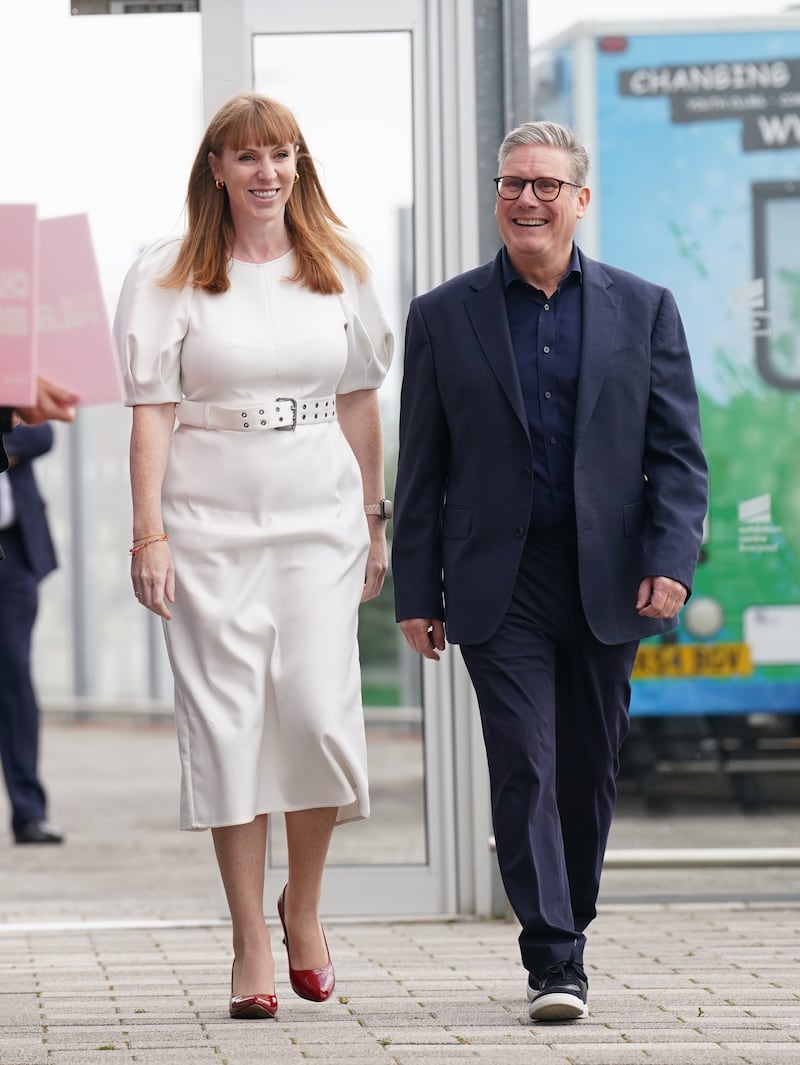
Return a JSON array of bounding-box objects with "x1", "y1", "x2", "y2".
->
[
  {"x1": 399, "y1": 618, "x2": 446, "y2": 661},
  {"x1": 636, "y1": 575, "x2": 688, "y2": 619},
  {"x1": 15, "y1": 377, "x2": 79, "y2": 425}
]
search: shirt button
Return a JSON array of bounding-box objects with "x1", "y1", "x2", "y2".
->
[
  {"x1": 544, "y1": 391, "x2": 552, "y2": 399},
  {"x1": 544, "y1": 303, "x2": 550, "y2": 310},
  {"x1": 543, "y1": 346, "x2": 550, "y2": 354}
]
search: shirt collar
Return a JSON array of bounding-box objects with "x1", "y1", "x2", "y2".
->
[{"x1": 501, "y1": 244, "x2": 582, "y2": 292}]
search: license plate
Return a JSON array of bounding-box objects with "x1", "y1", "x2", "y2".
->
[{"x1": 632, "y1": 642, "x2": 753, "y2": 679}]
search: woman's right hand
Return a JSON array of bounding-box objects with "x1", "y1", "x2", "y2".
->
[
  {"x1": 129, "y1": 403, "x2": 177, "y2": 619},
  {"x1": 131, "y1": 540, "x2": 175, "y2": 620}
]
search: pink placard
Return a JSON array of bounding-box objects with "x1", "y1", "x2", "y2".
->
[
  {"x1": 37, "y1": 214, "x2": 124, "y2": 405},
  {"x1": 0, "y1": 203, "x2": 38, "y2": 406}
]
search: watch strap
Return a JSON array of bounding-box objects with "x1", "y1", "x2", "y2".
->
[{"x1": 364, "y1": 499, "x2": 393, "y2": 519}]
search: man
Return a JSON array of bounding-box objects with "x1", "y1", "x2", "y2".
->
[
  {"x1": 0, "y1": 377, "x2": 76, "y2": 561},
  {"x1": 0, "y1": 408, "x2": 13, "y2": 476},
  {"x1": 392, "y1": 122, "x2": 707, "y2": 1022},
  {"x1": 0, "y1": 423, "x2": 63, "y2": 844}
]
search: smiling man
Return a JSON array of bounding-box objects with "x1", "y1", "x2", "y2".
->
[{"x1": 392, "y1": 121, "x2": 707, "y2": 1023}]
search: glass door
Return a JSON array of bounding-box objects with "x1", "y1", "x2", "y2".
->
[{"x1": 236, "y1": 1, "x2": 460, "y2": 916}]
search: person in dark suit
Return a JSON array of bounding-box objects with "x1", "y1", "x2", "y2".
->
[
  {"x1": 0, "y1": 380, "x2": 76, "y2": 560},
  {"x1": 392, "y1": 121, "x2": 707, "y2": 1022},
  {"x1": 0, "y1": 422, "x2": 63, "y2": 844},
  {"x1": 0, "y1": 378, "x2": 77, "y2": 473},
  {"x1": 0, "y1": 408, "x2": 13, "y2": 477}
]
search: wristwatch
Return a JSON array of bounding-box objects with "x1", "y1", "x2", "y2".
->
[{"x1": 364, "y1": 499, "x2": 393, "y2": 520}]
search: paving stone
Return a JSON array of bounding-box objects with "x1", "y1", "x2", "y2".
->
[{"x1": 2, "y1": 721, "x2": 800, "y2": 1064}]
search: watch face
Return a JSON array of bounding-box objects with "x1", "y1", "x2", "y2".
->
[{"x1": 381, "y1": 499, "x2": 393, "y2": 519}]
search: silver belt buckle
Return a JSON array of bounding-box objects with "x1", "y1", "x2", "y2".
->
[{"x1": 274, "y1": 397, "x2": 297, "y2": 430}]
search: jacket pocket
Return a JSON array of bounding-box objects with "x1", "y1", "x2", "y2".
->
[
  {"x1": 442, "y1": 506, "x2": 472, "y2": 539},
  {"x1": 623, "y1": 501, "x2": 646, "y2": 536},
  {"x1": 610, "y1": 344, "x2": 646, "y2": 369}
]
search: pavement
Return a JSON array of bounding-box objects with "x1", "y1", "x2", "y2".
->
[{"x1": 1, "y1": 718, "x2": 799, "y2": 1065}]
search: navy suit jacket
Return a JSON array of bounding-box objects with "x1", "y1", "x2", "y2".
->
[
  {"x1": 0, "y1": 407, "x2": 12, "y2": 474},
  {"x1": 2, "y1": 423, "x2": 57, "y2": 581},
  {"x1": 392, "y1": 247, "x2": 708, "y2": 647}
]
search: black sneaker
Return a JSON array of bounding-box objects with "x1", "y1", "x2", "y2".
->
[
  {"x1": 13, "y1": 820, "x2": 64, "y2": 845},
  {"x1": 527, "y1": 961, "x2": 588, "y2": 1021}
]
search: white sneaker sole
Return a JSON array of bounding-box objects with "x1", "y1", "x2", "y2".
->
[{"x1": 529, "y1": 992, "x2": 588, "y2": 1021}]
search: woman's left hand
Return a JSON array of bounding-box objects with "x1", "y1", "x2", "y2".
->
[
  {"x1": 362, "y1": 532, "x2": 388, "y2": 602},
  {"x1": 336, "y1": 388, "x2": 389, "y2": 603}
]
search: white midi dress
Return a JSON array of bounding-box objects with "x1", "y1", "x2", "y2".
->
[{"x1": 114, "y1": 238, "x2": 393, "y2": 830}]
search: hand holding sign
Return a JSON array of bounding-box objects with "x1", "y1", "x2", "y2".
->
[{"x1": 15, "y1": 376, "x2": 79, "y2": 425}]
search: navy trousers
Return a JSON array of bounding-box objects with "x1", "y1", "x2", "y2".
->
[
  {"x1": 0, "y1": 523, "x2": 47, "y2": 833},
  {"x1": 460, "y1": 526, "x2": 638, "y2": 978}
]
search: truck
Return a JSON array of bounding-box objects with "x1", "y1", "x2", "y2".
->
[{"x1": 529, "y1": 17, "x2": 800, "y2": 755}]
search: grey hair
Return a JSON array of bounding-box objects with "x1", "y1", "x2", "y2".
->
[{"x1": 498, "y1": 121, "x2": 590, "y2": 186}]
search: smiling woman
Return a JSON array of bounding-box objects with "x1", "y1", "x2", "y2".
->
[
  {"x1": 207, "y1": 144, "x2": 299, "y2": 246},
  {"x1": 113, "y1": 90, "x2": 394, "y2": 1018}
]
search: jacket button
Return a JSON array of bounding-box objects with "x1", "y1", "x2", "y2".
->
[
  {"x1": 514, "y1": 527, "x2": 525, "y2": 538},
  {"x1": 521, "y1": 466, "x2": 531, "y2": 478}
]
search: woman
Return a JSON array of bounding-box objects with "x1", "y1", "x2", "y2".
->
[{"x1": 114, "y1": 93, "x2": 393, "y2": 1019}]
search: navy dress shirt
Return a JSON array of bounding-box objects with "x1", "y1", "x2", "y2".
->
[{"x1": 501, "y1": 245, "x2": 582, "y2": 528}]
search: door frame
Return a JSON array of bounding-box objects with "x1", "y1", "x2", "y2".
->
[{"x1": 200, "y1": 0, "x2": 495, "y2": 917}]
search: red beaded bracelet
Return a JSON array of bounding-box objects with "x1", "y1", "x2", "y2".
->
[{"x1": 129, "y1": 533, "x2": 169, "y2": 556}]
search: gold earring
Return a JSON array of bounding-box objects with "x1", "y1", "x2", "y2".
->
[
  {"x1": 215, "y1": 179, "x2": 225, "y2": 190},
  {"x1": 294, "y1": 173, "x2": 300, "y2": 184}
]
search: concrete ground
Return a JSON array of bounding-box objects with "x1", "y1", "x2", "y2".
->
[{"x1": 0, "y1": 719, "x2": 798, "y2": 1064}]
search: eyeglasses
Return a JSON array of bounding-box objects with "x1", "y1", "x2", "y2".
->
[{"x1": 493, "y1": 176, "x2": 582, "y2": 201}]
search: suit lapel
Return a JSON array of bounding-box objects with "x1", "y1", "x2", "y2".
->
[
  {"x1": 574, "y1": 253, "x2": 620, "y2": 448},
  {"x1": 464, "y1": 254, "x2": 528, "y2": 431}
]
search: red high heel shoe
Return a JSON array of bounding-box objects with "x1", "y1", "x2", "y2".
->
[
  {"x1": 228, "y1": 960, "x2": 278, "y2": 1019},
  {"x1": 277, "y1": 886, "x2": 335, "y2": 1002}
]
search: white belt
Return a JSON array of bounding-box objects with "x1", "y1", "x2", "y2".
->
[{"x1": 175, "y1": 395, "x2": 337, "y2": 432}]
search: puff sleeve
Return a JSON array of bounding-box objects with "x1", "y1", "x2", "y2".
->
[
  {"x1": 113, "y1": 238, "x2": 193, "y2": 407},
  {"x1": 335, "y1": 237, "x2": 394, "y2": 394}
]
